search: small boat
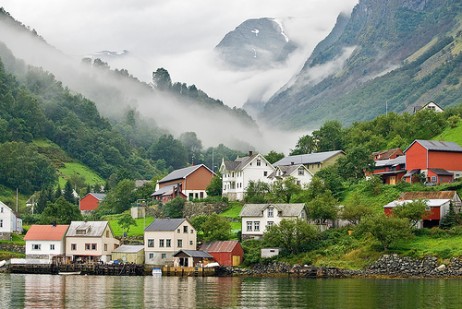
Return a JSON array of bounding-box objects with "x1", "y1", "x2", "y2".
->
[
  {"x1": 58, "y1": 271, "x2": 81, "y2": 275},
  {"x1": 0, "y1": 260, "x2": 6, "y2": 268},
  {"x1": 152, "y1": 268, "x2": 162, "y2": 277}
]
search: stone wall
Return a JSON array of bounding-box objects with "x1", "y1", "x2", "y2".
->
[
  {"x1": 183, "y1": 202, "x2": 228, "y2": 217},
  {"x1": 0, "y1": 243, "x2": 25, "y2": 254}
]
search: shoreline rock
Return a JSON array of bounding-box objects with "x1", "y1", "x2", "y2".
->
[{"x1": 217, "y1": 255, "x2": 462, "y2": 279}]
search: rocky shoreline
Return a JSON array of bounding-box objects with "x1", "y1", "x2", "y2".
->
[{"x1": 217, "y1": 254, "x2": 462, "y2": 279}]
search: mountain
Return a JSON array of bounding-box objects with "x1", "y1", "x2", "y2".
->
[
  {"x1": 215, "y1": 18, "x2": 297, "y2": 69},
  {"x1": 0, "y1": 8, "x2": 263, "y2": 151},
  {"x1": 260, "y1": 0, "x2": 462, "y2": 129}
]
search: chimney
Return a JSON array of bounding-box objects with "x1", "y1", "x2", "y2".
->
[
  {"x1": 249, "y1": 151, "x2": 253, "y2": 156},
  {"x1": 291, "y1": 162, "x2": 294, "y2": 165}
]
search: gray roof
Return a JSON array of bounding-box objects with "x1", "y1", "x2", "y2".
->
[
  {"x1": 240, "y1": 203, "x2": 306, "y2": 217},
  {"x1": 113, "y1": 245, "x2": 144, "y2": 253},
  {"x1": 268, "y1": 165, "x2": 303, "y2": 179},
  {"x1": 404, "y1": 140, "x2": 462, "y2": 153},
  {"x1": 222, "y1": 154, "x2": 260, "y2": 171},
  {"x1": 374, "y1": 155, "x2": 406, "y2": 168},
  {"x1": 66, "y1": 221, "x2": 109, "y2": 237},
  {"x1": 159, "y1": 164, "x2": 212, "y2": 184},
  {"x1": 89, "y1": 193, "x2": 106, "y2": 200},
  {"x1": 151, "y1": 184, "x2": 177, "y2": 197},
  {"x1": 144, "y1": 218, "x2": 188, "y2": 232},
  {"x1": 273, "y1": 150, "x2": 344, "y2": 167},
  {"x1": 173, "y1": 250, "x2": 213, "y2": 258},
  {"x1": 429, "y1": 168, "x2": 453, "y2": 176}
]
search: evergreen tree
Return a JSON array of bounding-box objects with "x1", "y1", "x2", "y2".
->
[
  {"x1": 55, "y1": 184, "x2": 62, "y2": 199},
  {"x1": 63, "y1": 180, "x2": 75, "y2": 204}
]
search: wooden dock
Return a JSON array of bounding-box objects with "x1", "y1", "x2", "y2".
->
[{"x1": 9, "y1": 263, "x2": 145, "y2": 276}]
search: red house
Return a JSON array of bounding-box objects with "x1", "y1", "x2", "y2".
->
[
  {"x1": 79, "y1": 193, "x2": 106, "y2": 213},
  {"x1": 403, "y1": 140, "x2": 462, "y2": 184},
  {"x1": 366, "y1": 154, "x2": 406, "y2": 185},
  {"x1": 200, "y1": 240, "x2": 244, "y2": 267},
  {"x1": 152, "y1": 164, "x2": 214, "y2": 202}
]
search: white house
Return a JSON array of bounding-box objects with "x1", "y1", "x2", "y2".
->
[
  {"x1": 273, "y1": 150, "x2": 345, "y2": 175},
  {"x1": 144, "y1": 218, "x2": 196, "y2": 266},
  {"x1": 0, "y1": 201, "x2": 22, "y2": 239},
  {"x1": 240, "y1": 203, "x2": 307, "y2": 239},
  {"x1": 413, "y1": 101, "x2": 444, "y2": 113},
  {"x1": 268, "y1": 164, "x2": 313, "y2": 188},
  {"x1": 220, "y1": 151, "x2": 275, "y2": 201},
  {"x1": 24, "y1": 224, "x2": 69, "y2": 262}
]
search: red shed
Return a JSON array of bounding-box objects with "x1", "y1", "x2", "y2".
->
[
  {"x1": 200, "y1": 240, "x2": 244, "y2": 267},
  {"x1": 79, "y1": 193, "x2": 106, "y2": 213}
]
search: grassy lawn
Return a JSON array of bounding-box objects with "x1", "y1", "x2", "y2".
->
[
  {"x1": 58, "y1": 162, "x2": 105, "y2": 187},
  {"x1": 436, "y1": 122, "x2": 462, "y2": 146},
  {"x1": 392, "y1": 234, "x2": 462, "y2": 259},
  {"x1": 106, "y1": 215, "x2": 154, "y2": 237},
  {"x1": 220, "y1": 202, "x2": 243, "y2": 219}
]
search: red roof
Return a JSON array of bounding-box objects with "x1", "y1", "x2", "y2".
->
[
  {"x1": 24, "y1": 225, "x2": 69, "y2": 241},
  {"x1": 200, "y1": 240, "x2": 241, "y2": 253}
]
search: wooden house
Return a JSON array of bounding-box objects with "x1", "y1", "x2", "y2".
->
[
  {"x1": 24, "y1": 224, "x2": 69, "y2": 262},
  {"x1": 152, "y1": 164, "x2": 214, "y2": 202},
  {"x1": 111, "y1": 245, "x2": 144, "y2": 264},
  {"x1": 79, "y1": 193, "x2": 106, "y2": 214},
  {"x1": 273, "y1": 150, "x2": 345, "y2": 175},
  {"x1": 200, "y1": 240, "x2": 244, "y2": 267},
  {"x1": 173, "y1": 250, "x2": 213, "y2": 267},
  {"x1": 403, "y1": 140, "x2": 462, "y2": 184}
]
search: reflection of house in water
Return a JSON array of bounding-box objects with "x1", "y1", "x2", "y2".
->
[{"x1": 143, "y1": 276, "x2": 197, "y2": 308}]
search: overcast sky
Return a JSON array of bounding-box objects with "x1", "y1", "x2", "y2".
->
[{"x1": 1, "y1": 0, "x2": 358, "y2": 109}]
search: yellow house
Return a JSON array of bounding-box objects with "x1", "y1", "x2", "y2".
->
[
  {"x1": 65, "y1": 221, "x2": 120, "y2": 263},
  {"x1": 111, "y1": 245, "x2": 144, "y2": 264},
  {"x1": 273, "y1": 150, "x2": 345, "y2": 175}
]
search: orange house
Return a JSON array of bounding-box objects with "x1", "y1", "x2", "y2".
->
[
  {"x1": 79, "y1": 193, "x2": 106, "y2": 213},
  {"x1": 403, "y1": 140, "x2": 462, "y2": 184},
  {"x1": 152, "y1": 164, "x2": 214, "y2": 202},
  {"x1": 200, "y1": 240, "x2": 244, "y2": 267}
]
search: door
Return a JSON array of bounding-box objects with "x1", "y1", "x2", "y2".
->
[
  {"x1": 232, "y1": 255, "x2": 241, "y2": 266},
  {"x1": 389, "y1": 176, "x2": 396, "y2": 185}
]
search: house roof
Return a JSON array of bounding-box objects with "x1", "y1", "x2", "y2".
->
[
  {"x1": 374, "y1": 156, "x2": 406, "y2": 168},
  {"x1": 200, "y1": 240, "x2": 241, "y2": 253},
  {"x1": 112, "y1": 245, "x2": 144, "y2": 253},
  {"x1": 273, "y1": 150, "x2": 344, "y2": 167},
  {"x1": 403, "y1": 169, "x2": 420, "y2": 178},
  {"x1": 87, "y1": 193, "x2": 106, "y2": 201},
  {"x1": 144, "y1": 218, "x2": 188, "y2": 232},
  {"x1": 173, "y1": 250, "x2": 213, "y2": 258},
  {"x1": 159, "y1": 164, "x2": 212, "y2": 183},
  {"x1": 151, "y1": 184, "x2": 178, "y2": 197},
  {"x1": 240, "y1": 203, "x2": 306, "y2": 217},
  {"x1": 399, "y1": 191, "x2": 459, "y2": 201},
  {"x1": 429, "y1": 168, "x2": 453, "y2": 176},
  {"x1": 404, "y1": 140, "x2": 462, "y2": 153},
  {"x1": 384, "y1": 199, "x2": 450, "y2": 208},
  {"x1": 222, "y1": 153, "x2": 267, "y2": 171},
  {"x1": 66, "y1": 221, "x2": 109, "y2": 237},
  {"x1": 372, "y1": 148, "x2": 403, "y2": 160},
  {"x1": 24, "y1": 225, "x2": 69, "y2": 241},
  {"x1": 268, "y1": 164, "x2": 308, "y2": 179}
]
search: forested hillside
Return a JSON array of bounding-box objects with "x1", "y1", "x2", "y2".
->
[{"x1": 261, "y1": 0, "x2": 462, "y2": 129}]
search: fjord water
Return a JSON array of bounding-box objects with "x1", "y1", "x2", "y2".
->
[{"x1": 1, "y1": 274, "x2": 462, "y2": 308}]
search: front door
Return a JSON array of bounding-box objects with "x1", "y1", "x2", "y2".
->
[{"x1": 389, "y1": 176, "x2": 396, "y2": 185}]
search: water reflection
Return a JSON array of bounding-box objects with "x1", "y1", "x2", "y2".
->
[{"x1": 1, "y1": 274, "x2": 462, "y2": 308}]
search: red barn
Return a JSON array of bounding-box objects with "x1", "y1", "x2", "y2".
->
[
  {"x1": 200, "y1": 240, "x2": 244, "y2": 267},
  {"x1": 403, "y1": 140, "x2": 462, "y2": 184},
  {"x1": 79, "y1": 193, "x2": 106, "y2": 213}
]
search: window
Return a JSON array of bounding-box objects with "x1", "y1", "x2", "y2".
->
[
  {"x1": 149, "y1": 253, "x2": 154, "y2": 259},
  {"x1": 298, "y1": 167, "x2": 304, "y2": 176},
  {"x1": 0, "y1": 207, "x2": 3, "y2": 213},
  {"x1": 254, "y1": 221, "x2": 260, "y2": 232},
  {"x1": 246, "y1": 221, "x2": 252, "y2": 232},
  {"x1": 267, "y1": 221, "x2": 274, "y2": 228},
  {"x1": 431, "y1": 176, "x2": 437, "y2": 183},
  {"x1": 0, "y1": 219, "x2": 2, "y2": 228},
  {"x1": 178, "y1": 239, "x2": 183, "y2": 248},
  {"x1": 71, "y1": 244, "x2": 77, "y2": 251},
  {"x1": 159, "y1": 239, "x2": 164, "y2": 247},
  {"x1": 183, "y1": 226, "x2": 188, "y2": 233},
  {"x1": 191, "y1": 229, "x2": 194, "y2": 234},
  {"x1": 268, "y1": 207, "x2": 274, "y2": 218},
  {"x1": 32, "y1": 244, "x2": 41, "y2": 251},
  {"x1": 190, "y1": 241, "x2": 193, "y2": 246},
  {"x1": 257, "y1": 159, "x2": 261, "y2": 166},
  {"x1": 148, "y1": 239, "x2": 154, "y2": 247},
  {"x1": 106, "y1": 231, "x2": 109, "y2": 237},
  {"x1": 161, "y1": 253, "x2": 167, "y2": 259},
  {"x1": 50, "y1": 244, "x2": 55, "y2": 251},
  {"x1": 104, "y1": 244, "x2": 108, "y2": 251},
  {"x1": 177, "y1": 229, "x2": 180, "y2": 233},
  {"x1": 189, "y1": 193, "x2": 194, "y2": 200},
  {"x1": 92, "y1": 244, "x2": 97, "y2": 250},
  {"x1": 200, "y1": 192, "x2": 204, "y2": 198},
  {"x1": 166, "y1": 239, "x2": 171, "y2": 247},
  {"x1": 86, "y1": 243, "x2": 97, "y2": 250},
  {"x1": 263, "y1": 171, "x2": 268, "y2": 177}
]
